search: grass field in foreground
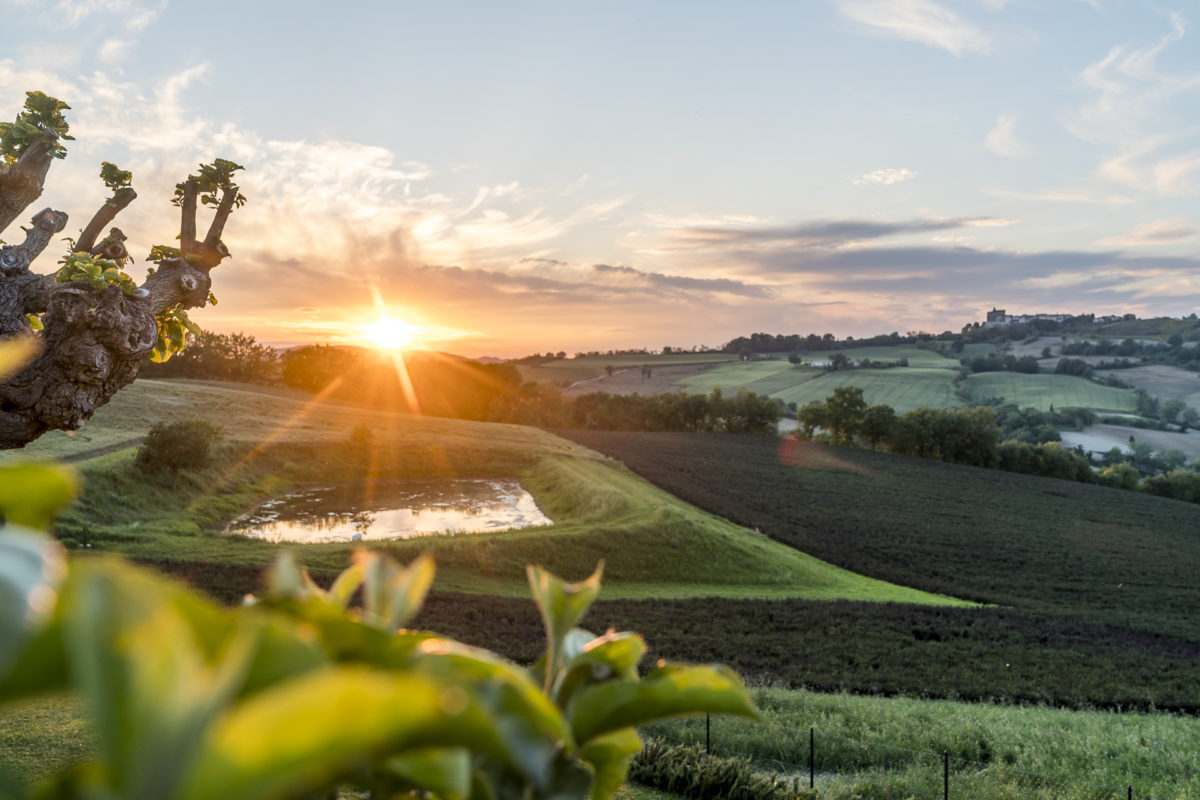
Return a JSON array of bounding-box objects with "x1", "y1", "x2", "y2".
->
[
  {"x1": 965, "y1": 372, "x2": 1136, "y2": 411},
  {"x1": 644, "y1": 687, "x2": 1200, "y2": 800},
  {"x1": 26, "y1": 379, "x2": 961, "y2": 605}
]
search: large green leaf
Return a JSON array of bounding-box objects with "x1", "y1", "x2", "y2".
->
[
  {"x1": 60, "y1": 559, "x2": 255, "y2": 800},
  {"x1": 566, "y1": 663, "x2": 759, "y2": 747},
  {"x1": 0, "y1": 528, "x2": 66, "y2": 680},
  {"x1": 410, "y1": 638, "x2": 569, "y2": 779},
  {"x1": 382, "y1": 747, "x2": 471, "y2": 800},
  {"x1": 0, "y1": 464, "x2": 77, "y2": 530},
  {"x1": 579, "y1": 727, "x2": 642, "y2": 800}
]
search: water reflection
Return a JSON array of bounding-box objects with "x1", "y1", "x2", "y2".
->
[{"x1": 227, "y1": 479, "x2": 552, "y2": 543}]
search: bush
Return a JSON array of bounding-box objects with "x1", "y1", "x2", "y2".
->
[
  {"x1": 630, "y1": 740, "x2": 815, "y2": 800},
  {"x1": 135, "y1": 417, "x2": 222, "y2": 489}
]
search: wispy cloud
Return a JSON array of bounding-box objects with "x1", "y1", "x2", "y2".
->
[
  {"x1": 592, "y1": 263, "x2": 773, "y2": 298},
  {"x1": 985, "y1": 114, "x2": 1031, "y2": 158},
  {"x1": 853, "y1": 167, "x2": 917, "y2": 185},
  {"x1": 1097, "y1": 218, "x2": 1198, "y2": 246},
  {"x1": 1067, "y1": 13, "x2": 1200, "y2": 197},
  {"x1": 664, "y1": 216, "x2": 1015, "y2": 250},
  {"x1": 836, "y1": 0, "x2": 990, "y2": 56}
]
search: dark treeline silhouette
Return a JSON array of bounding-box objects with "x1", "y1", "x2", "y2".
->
[{"x1": 142, "y1": 331, "x2": 279, "y2": 383}]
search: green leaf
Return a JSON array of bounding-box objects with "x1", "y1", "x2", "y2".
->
[
  {"x1": 61, "y1": 559, "x2": 255, "y2": 800},
  {"x1": 383, "y1": 747, "x2": 471, "y2": 800},
  {"x1": 579, "y1": 727, "x2": 641, "y2": 800},
  {"x1": 178, "y1": 667, "x2": 464, "y2": 800},
  {"x1": 566, "y1": 663, "x2": 759, "y2": 747},
  {"x1": 0, "y1": 336, "x2": 38, "y2": 381},
  {"x1": 327, "y1": 558, "x2": 365, "y2": 609},
  {"x1": 553, "y1": 631, "x2": 646, "y2": 707},
  {"x1": 362, "y1": 551, "x2": 435, "y2": 631},
  {"x1": 527, "y1": 563, "x2": 603, "y2": 691},
  {"x1": 0, "y1": 464, "x2": 78, "y2": 529},
  {"x1": 0, "y1": 528, "x2": 66, "y2": 680}
]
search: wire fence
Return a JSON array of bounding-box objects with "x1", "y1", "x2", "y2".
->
[{"x1": 640, "y1": 714, "x2": 1158, "y2": 800}]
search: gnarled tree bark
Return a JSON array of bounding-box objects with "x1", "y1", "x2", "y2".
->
[{"x1": 0, "y1": 130, "x2": 233, "y2": 449}]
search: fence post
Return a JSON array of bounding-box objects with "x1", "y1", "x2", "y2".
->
[
  {"x1": 705, "y1": 713, "x2": 710, "y2": 755},
  {"x1": 943, "y1": 750, "x2": 949, "y2": 800},
  {"x1": 809, "y1": 726, "x2": 814, "y2": 790},
  {"x1": 1128, "y1": 787, "x2": 1133, "y2": 800}
]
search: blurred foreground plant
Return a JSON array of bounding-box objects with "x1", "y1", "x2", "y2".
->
[{"x1": 0, "y1": 337, "x2": 757, "y2": 800}]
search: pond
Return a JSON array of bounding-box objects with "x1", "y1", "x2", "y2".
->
[{"x1": 227, "y1": 479, "x2": 552, "y2": 543}]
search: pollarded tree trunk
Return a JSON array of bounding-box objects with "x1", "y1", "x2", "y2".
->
[{"x1": 0, "y1": 126, "x2": 236, "y2": 449}]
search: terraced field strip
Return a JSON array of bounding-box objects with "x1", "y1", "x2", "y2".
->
[
  {"x1": 965, "y1": 372, "x2": 1135, "y2": 411},
  {"x1": 800, "y1": 345, "x2": 962, "y2": 369},
  {"x1": 674, "y1": 361, "x2": 795, "y2": 393},
  {"x1": 772, "y1": 369, "x2": 963, "y2": 413}
]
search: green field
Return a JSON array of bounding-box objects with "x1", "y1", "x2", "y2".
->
[
  {"x1": 801, "y1": 345, "x2": 960, "y2": 369},
  {"x1": 773, "y1": 368, "x2": 962, "y2": 413},
  {"x1": 1094, "y1": 365, "x2": 1200, "y2": 408},
  {"x1": 671, "y1": 346, "x2": 963, "y2": 413},
  {"x1": 965, "y1": 372, "x2": 1136, "y2": 411},
  {"x1": 15, "y1": 380, "x2": 961, "y2": 606},
  {"x1": 645, "y1": 686, "x2": 1200, "y2": 800}
]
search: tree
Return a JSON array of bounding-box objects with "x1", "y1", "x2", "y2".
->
[
  {"x1": 858, "y1": 403, "x2": 896, "y2": 450},
  {"x1": 823, "y1": 385, "x2": 867, "y2": 444},
  {"x1": 0, "y1": 91, "x2": 243, "y2": 449},
  {"x1": 136, "y1": 417, "x2": 222, "y2": 490}
]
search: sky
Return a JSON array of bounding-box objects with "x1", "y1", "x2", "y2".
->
[{"x1": 3, "y1": 0, "x2": 1200, "y2": 356}]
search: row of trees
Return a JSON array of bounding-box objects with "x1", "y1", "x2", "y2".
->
[{"x1": 795, "y1": 387, "x2": 1200, "y2": 503}]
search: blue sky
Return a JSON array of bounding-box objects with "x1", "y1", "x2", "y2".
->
[{"x1": 3, "y1": 0, "x2": 1200, "y2": 355}]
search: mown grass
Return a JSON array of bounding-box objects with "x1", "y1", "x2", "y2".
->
[
  {"x1": 771, "y1": 368, "x2": 963, "y2": 413},
  {"x1": 965, "y1": 372, "x2": 1136, "y2": 411},
  {"x1": 676, "y1": 363, "x2": 963, "y2": 414},
  {"x1": 31, "y1": 380, "x2": 961, "y2": 605},
  {"x1": 643, "y1": 686, "x2": 1200, "y2": 800}
]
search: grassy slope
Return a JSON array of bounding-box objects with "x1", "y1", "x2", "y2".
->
[
  {"x1": 965, "y1": 372, "x2": 1136, "y2": 411},
  {"x1": 1095, "y1": 364, "x2": 1200, "y2": 408},
  {"x1": 21, "y1": 379, "x2": 959, "y2": 605}
]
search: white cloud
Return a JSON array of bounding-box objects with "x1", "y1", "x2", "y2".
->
[
  {"x1": 836, "y1": 0, "x2": 990, "y2": 56},
  {"x1": 1066, "y1": 13, "x2": 1200, "y2": 197},
  {"x1": 853, "y1": 167, "x2": 917, "y2": 185},
  {"x1": 1097, "y1": 218, "x2": 1199, "y2": 246},
  {"x1": 984, "y1": 114, "x2": 1031, "y2": 158}
]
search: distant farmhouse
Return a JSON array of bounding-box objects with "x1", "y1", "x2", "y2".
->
[{"x1": 982, "y1": 308, "x2": 1135, "y2": 328}]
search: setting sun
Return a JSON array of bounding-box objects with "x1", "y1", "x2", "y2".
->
[{"x1": 362, "y1": 313, "x2": 422, "y2": 351}]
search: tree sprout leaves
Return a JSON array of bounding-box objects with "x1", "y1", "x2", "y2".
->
[
  {"x1": 528, "y1": 562, "x2": 603, "y2": 692},
  {"x1": 566, "y1": 663, "x2": 759, "y2": 748},
  {"x1": 361, "y1": 551, "x2": 435, "y2": 631}
]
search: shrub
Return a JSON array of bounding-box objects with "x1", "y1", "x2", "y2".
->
[
  {"x1": 135, "y1": 417, "x2": 222, "y2": 489},
  {"x1": 630, "y1": 740, "x2": 816, "y2": 800}
]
